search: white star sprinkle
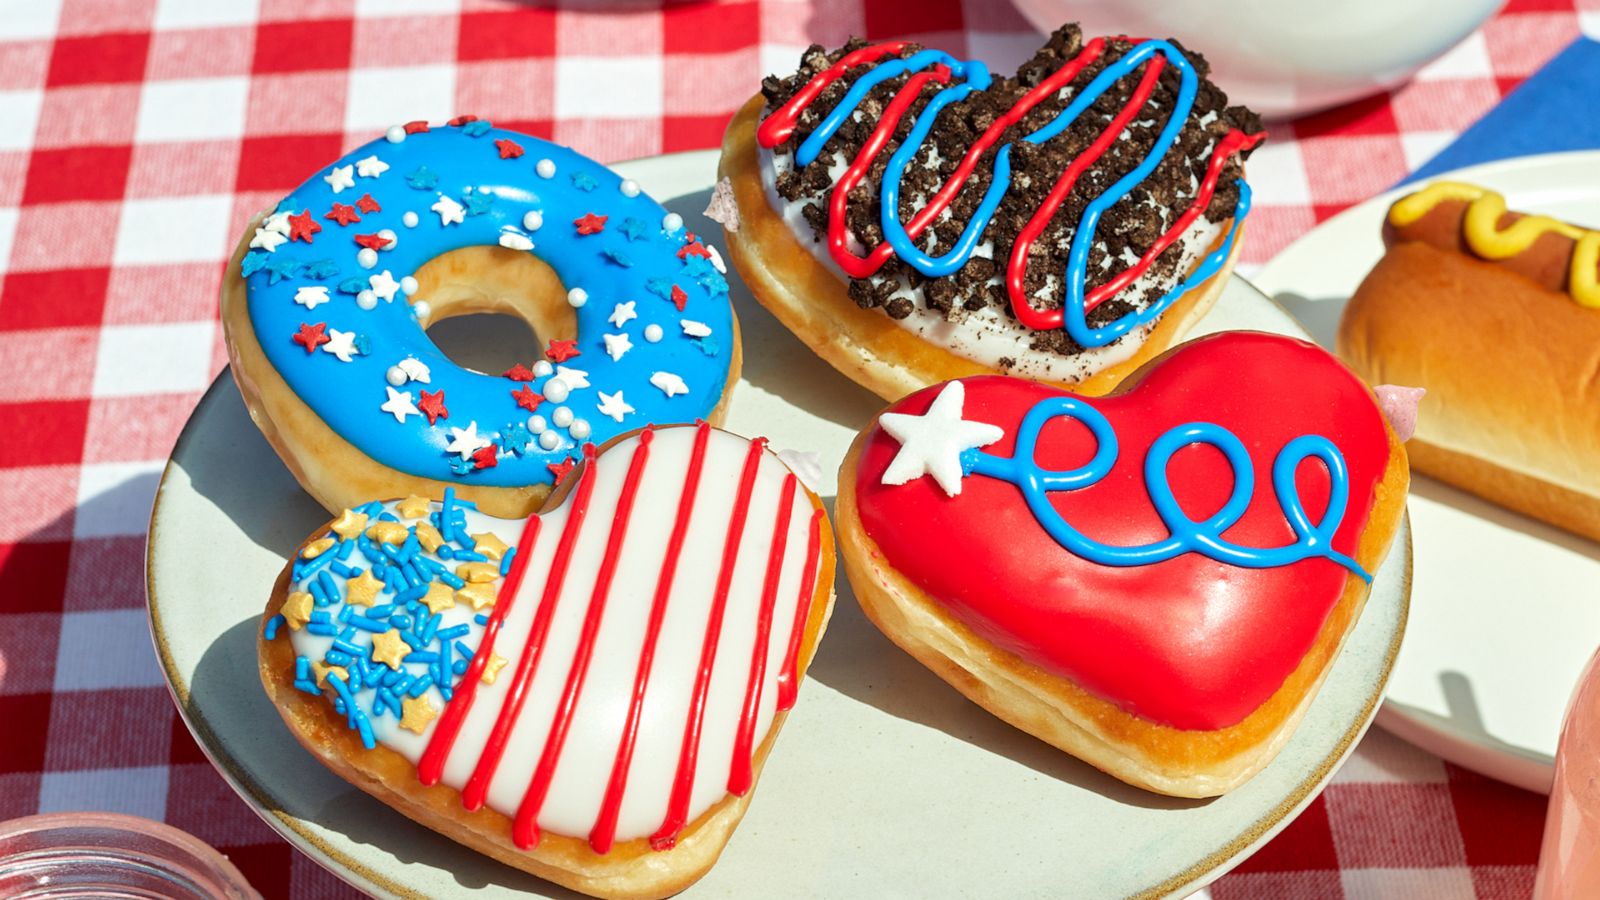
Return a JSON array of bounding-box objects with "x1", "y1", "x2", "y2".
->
[
  {"x1": 878, "y1": 381, "x2": 1004, "y2": 497},
  {"x1": 602, "y1": 332, "x2": 633, "y2": 362},
  {"x1": 445, "y1": 422, "x2": 492, "y2": 459},
  {"x1": 294, "y1": 286, "x2": 330, "y2": 310},
  {"x1": 381, "y1": 387, "x2": 419, "y2": 423},
  {"x1": 368, "y1": 270, "x2": 400, "y2": 302},
  {"x1": 681, "y1": 320, "x2": 712, "y2": 338},
  {"x1": 261, "y1": 211, "x2": 292, "y2": 235},
  {"x1": 397, "y1": 357, "x2": 431, "y2": 384},
  {"x1": 554, "y1": 366, "x2": 589, "y2": 389},
  {"x1": 498, "y1": 232, "x2": 533, "y2": 251},
  {"x1": 355, "y1": 155, "x2": 389, "y2": 178},
  {"x1": 608, "y1": 301, "x2": 637, "y2": 328},
  {"x1": 322, "y1": 328, "x2": 358, "y2": 362},
  {"x1": 649, "y1": 371, "x2": 688, "y2": 397},
  {"x1": 250, "y1": 226, "x2": 287, "y2": 252},
  {"x1": 596, "y1": 390, "x2": 634, "y2": 423},
  {"x1": 431, "y1": 195, "x2": 465, "y2": 226},
  {"x1": 324, "y1": 164, "x2": 355, "y2": 193}
]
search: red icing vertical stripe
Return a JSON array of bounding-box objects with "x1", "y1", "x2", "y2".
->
[
  {"x1": 777, "y1": 508, "x2": 824, "y2": 711},
  {"x1": 418, "y1": 512, "x2": 544, "y2": 787},
  {"x1": 756, "y1": 42, "x2": 910, "y2": 148},
  {"x1": 512, "y1": 430, "x2": 655, "y2": 850},
  {"x1": 727, "y1": 474, "x2": 797, "y2": 796},
  {"x1": 650, "y1": 437, "x2": 769, "y2": 850},
  {"x1": 589, "y1": 422, "x2": 712, "y2": 855},
  {"x1": 461, "y1": 444, "x2": 600, "y2": 811}
]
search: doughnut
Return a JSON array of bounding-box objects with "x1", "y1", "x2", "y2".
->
[
  {"x1": 717, "y1": 25, "x2": 1264, "y2": 400},
  {"x1": 222, "y1": 119, "x2": 741, "y2": 519},
  {"x1": 258, "y1": 423, "x2": 835, "y2": 899},
  {"x1": 1341, "y1": 181, "x2": 1600, "y2": 541},
  {"x1": 835, "y1": 332, "x2": 1409, "y2": 796}
]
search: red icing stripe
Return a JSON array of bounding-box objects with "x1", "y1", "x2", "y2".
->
[
  {"x1": 727, "y1": 474, "x2": 798, "y2": 796},
  {"x1": 650, "y1": 436, "x2": 769, "y2": 850},
  {"x1": 461, "y1": 444, "x2": 600, "y2": 811},
  {"x1": 512, "y1": 430, "x2": 655, "y2": 850},
  {"x1": 777, "y1": 509, "x2": 824, "y2": 711},
  {"x1": 588, "y1": 422, "x2": 712, "y2": 855},
  {"x1": 418, "y1": 511, "x2": 544, "y2": 787},
  {"x1": 756, "y1": 42, "x2": 911, "y2": 148}
]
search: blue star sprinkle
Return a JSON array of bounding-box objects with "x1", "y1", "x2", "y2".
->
[
  {"x1": 461, "y1": 119, "x2": 492, "y2": 137},
  {"x1": 337, "y1": 277, "x2": 368, "y2": 295},
  {"x1": 240, "y1": 251, "x2": 270, "y2": 278},
  {"x1": 406, "y1": 166, "x2": 439, "y2": 190},
  {"x1": 694, "y1": 336, "x2": 720, "y2": 356},
  {"x1": 264, "y1": 256, "x2": 304, "y2": 285},
  {"x1": 448, "y1": 455, "x2": 475, "y2": 476},
  {"x1": 571, "y1": 171, "x2": 598, "y2": 192},
  {"x1": 620, "y1": 217, "x2": 649, "y2": 242},
  {"x1": 353, "y1": 334, "x2": 372, "y2": 356},
  {"x1": 682, "y1": 255, "x2": 728, "y2": 297},
  {"x1": 645, "y1": 277, "x2": 673, "y2": 301},
  {"x1": 602, "y1": 248, "x2": 633, "y2": 268},
  {"x1": 500, "y1": 423, "x2": 533, "y2": 455},
  {"x1": 463, "y1": 191, "x2": 495, "y2": 216},
  {"x1": 303, "y1": 258, "x2": 340, "y2": 280}
]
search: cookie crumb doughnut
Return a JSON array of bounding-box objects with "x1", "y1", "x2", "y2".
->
[
  {"x1": 223, "y1": 120, "x2": 740, "y2": 519},
  {"x1": 719, "y1": 25, "x2": 1263, "y2": 400},
  {"x1": 259, "y1": 423, "x2": 835, "y2": 899}
]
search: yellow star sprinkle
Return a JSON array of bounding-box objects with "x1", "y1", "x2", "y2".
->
[
  {"x1": 414, "y1": 522, "x2": 444, "y2": 553},
  {"x1": 365, "y1": 521, "x2": 408, "y2": 545},
  {"x1": 396, "y1": 494, "x2": 432, "y2": 519},
  {"x1": 344, "y1": 568, "x2": 384, "y2": 608},
  {"x1": 471, "y1": 532, "x2": 509, "y2": 562},
  {"x1": 421, "y1": 581, "x2": 456, "y2": 615},
  {"x1": 399, "y1": 695, "x2": 439, "y2": 735},
  {"x1": 455, "y1": 562, "x2": 499, "y2": 584},
  {"x1": 301, "y1": 537, "x2": 335, "y2": 559},
  {"x1": 310, "y1": 660, "x2": 348, "y2": 687},
  {"x1": 455, "y1": 581, "x2": 497, "y2": 611},
  {"x1": 280, "y1": 591, "x2": 313, "y2": 630},
  {"x1": 369, "y1": 628, "x2": 409, "y2": 670},
  {"x1": 330, "y1": 508, "x2": 368, "y2": 541},
  {"x1": 480, "y1": 653, "x2": 508, "y2": 685}
]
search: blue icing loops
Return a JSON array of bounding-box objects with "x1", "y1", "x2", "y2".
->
[{"x1": 241, "y1": 122, "x2": 733, "y2": 487}]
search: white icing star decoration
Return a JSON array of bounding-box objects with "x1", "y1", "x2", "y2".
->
[
  {"x1": 649, "y1": 371, "x2": 687, "y2": 397},
  {"x1": 602, "y1": 332, "x2": 632, "y2": 362},
  {"x1": 877, "y1": 381, "x2": 1004, "y2": 497},
  {"x1": 608, "y1": 301, "x2": 637, "y2": 328},
  {"x1": 596, "y1": 390, "x2": 634, "y2": 423},
  {"x1": 446, "y1": 422, "x2": 492, "y2": 459},
  {"x1": 369, "y1": 270, "x2": 400, "y2": 302},
  {"x1": 397, "y1": 357, "x2": 431, "y2": 384},
  {"x1": 250, "y1": 225, "x2": 287, "y2": 252},
  {"x1": 381, "y1": 387, "x2": 419, "y2": 423},
  {"x1": 324, "y1": 164, "x2": 355, "y2": 193},
  {"x1": 294, "y1": 285, "x2": 330, "y2": 309},
  {"x1": 431, "y1": 195, "x2": 465, "y2": 226},
  {"x1": 355, "y1": 155, "x2": 389, "y2": 178},
  {"x1": 322, "y1": 328, "x2": 358, "y2": 362},
  {"x1": 681, "y1": 320, "x2": 712, "y2": 338},
  {"x1": 554, "y1": 365, "x2": 589, "y2": 389}
]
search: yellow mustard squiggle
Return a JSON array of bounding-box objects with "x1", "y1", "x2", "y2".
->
[{"x1": 1388, "y1": 180, "x2": 1600, "y2": 308}]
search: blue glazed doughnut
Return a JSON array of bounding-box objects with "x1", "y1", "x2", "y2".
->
[{"x1": 222, "y1": 119, "x2": 737, "y2": 515}]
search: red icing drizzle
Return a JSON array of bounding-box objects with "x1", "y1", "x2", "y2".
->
[
  {"x1": 853, "y1": 333, "x2": 1391, "y2": 730},
  {"x1": 650, "y1": 436, "x2": 769, "y2": 850},
  {"x1": 727, "y1": 474, "x2": 797, "y2": 796},
  {"x1": 756, "y1": 42, "x2": 912, "y2": 148},
  {"x1": 776, "y1": 509, "x2": 824, "y2": 711}
]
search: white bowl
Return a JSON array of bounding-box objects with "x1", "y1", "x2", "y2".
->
[{"x1": 1010, "y1": 0, "x2": 1501, "y2": 119}]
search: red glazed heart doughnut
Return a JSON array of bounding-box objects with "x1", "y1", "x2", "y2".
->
[{"x1": 836, "y1": 331, "x2": 1409, "y2": 796}]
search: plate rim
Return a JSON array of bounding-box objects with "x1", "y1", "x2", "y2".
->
[{"x1": 145, "y1": 150, "x2": 1412, "y2": 900}]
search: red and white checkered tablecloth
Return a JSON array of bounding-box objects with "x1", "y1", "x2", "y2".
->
[{"x1": 1, "y1": 0, "x2": 1594, "y2": 896}]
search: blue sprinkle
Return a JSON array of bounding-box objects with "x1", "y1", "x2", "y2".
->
[
  {"x1": 263, "y1": 614, "x2": 285, "y2": 640},
  {"x1": 603, "y1": 248, "x2": 633, "y2": 268},
  {"x1": 401, "y1": 630, "x2": 426, "y2": 650},
  {"x1": 337, "y1": 276, "x2": 367, "y2": 295},
  {"x1": 337, "y1": 605, "x2": 354, "y2": 624},
  {"x1": 439, "y1": 641, "x2": 453, "y2": 677},
  {"x1": 325, "y1": 649, "x2": 352, "y2": 666},
  {"x1": 303, "y1": 258, "x2": 339, "y2": 280},
  {"x1": 305, "y1": 621, "x2": 338, "y2": 637},
  {"x1": 405, "y1": 650, "x2": 439, "y2": 665},
  {"x1": 293, "y1": 679, "x2": 322, "y2": 696},
  {"x1": 298, "y1": 549, "x2": 335, "y2": 580},
  {"x1": 355, "y1": 712, "x2": 376, "y2": 749},
  {"x1": 456, "y1": 529, "x2": 477, "y2": 551},
  {"x1": 336, "y1": 538, "x2": 355, "y2": 560},
  {"x1": 310, "y1": 610, "x2": 332, "y2": 624},
  {"x1": 391, "y1": 674, "x2": 414, "y2": 695},
  {"x1": 333, "y1": 697, "x2": 347, "y2": 715},
  {"x1": 330, "y1": 561, "x2": 354, "y2": 578},
  {"x1": 437, "y1": 544, "x2": 455, "y2": 560},
  {"x1": 438, "y1": 571, "x2": 465, "y2": 589},
  {"x1": 396, "y1": 584, "x2": 427, "y2": 604},
  {"x1": 347, "y1": 614, "x2": 391, "y2": 633},
  {"x1": 439, "y1": 489, "x2": 458, "y2": 541},
  {"x1": 390, "y1": 613, "x2": 412, "y2": 630},
  {"x1": 358, "y1": 501, "x2": 384, "y2": 516},
  {"x1": 439, "y1": 682, "x2": 453, "y2": 702},
  {"x1": 454, "y1": 496, "x2": 478, "y2": 510},
  {"x1": 500, "y1": 547, "x2": 516, "y2": 576},
  {"x1": 620, "y1": 217, "x2": 649, "y2": 242},
  {"x1": 382, "y1": 667, "x2": 406, "y2": 687},
  {"x1": 452, "y1": 659, "x2": 468, "y2": 676},
  {"x1": 309, "y1": 580, "x2": 331, "y2": 607},
  {"x1": 460, "y1": 118, "x2": 492, "y2": 137},
  {"x1": 474, "y1": 613, "x2": 489, "y2": 626},
  {"x1": 454, "y1": 641, "x2": 474, "y2": 661},
  {"x1": 407, "y1": 675, "x2": 433, "y2": 698},
  {"x1": 645, "y1": 277, "x2": 673, "y2": 300},
  {"x1": 240, "y1": 251, "x2": 270, "y2": 278},
  {"x1": 448, "y1": 455, "x2": 474, "y2": 476},
  {"x1": 378, "y1": 511, "x2": 399, "y2": 523},
  {"x1": 453, "y1": 550, "x2": 487, "y2": 563},
  {"x1": 332, "y1": 637, "x2": 364, "y2": 656},
  {"x1": 317, "y1": 570, "x2": 338, "y2": 603},
  {"x1": 295, "y1": 656, "x2": 312, "y2": 680},
  {"x1": 571, "y1": 170, "x2": 598, "y2": 192},
  {"x1": 406, "y1": 166, "x2": 438, "y2": 190},
  {"x1": 463, "y1": 191, "x2": 494, "y2": 216},
  {"x1": 399, "y1": 562, "x2": 422, "y2": 588},
  {"x1": 352, "y1": 334, "x2": 371, "y2": 356},
  {"x1": 367, "y1": 603, "x2": 394, "y2": 619},
  {"x1": 421, "y1": 613, "x2": 441, "y2": 644},
  {"x1": 438, "y1": 624, "x2": 470, "y2": 641},
  {"x1": 263, "y1": 256, "x2": 302, "y2": 285}
]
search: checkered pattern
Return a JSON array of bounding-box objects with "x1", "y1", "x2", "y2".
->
[{"x1": 0, "y1": 0, "x2": 1592, "y2": 896}]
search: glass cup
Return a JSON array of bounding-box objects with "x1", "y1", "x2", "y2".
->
[
  {"x1": 0, "y1": 812, "x2": 261, "y2": 899},
  {"x1": 1535, "y1": 645, "x2": 1600, "y2": 899}
]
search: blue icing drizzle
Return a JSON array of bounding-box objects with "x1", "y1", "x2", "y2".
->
[{"x1": 242, "y1": 123, "x2": 733, "y2": 487}]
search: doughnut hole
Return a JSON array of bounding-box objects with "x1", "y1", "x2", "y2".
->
[{"x1": 409, "y1": 245, "x2": 578, "y2": 374}]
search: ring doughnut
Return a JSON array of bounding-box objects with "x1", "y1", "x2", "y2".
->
[{"x1": 222, "y1": 119, "x2": 741, "y2": 518}]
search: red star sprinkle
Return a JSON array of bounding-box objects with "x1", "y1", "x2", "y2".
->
[
  {"x1": 494, "y1": 138, "x2": 524, "y2": 160},
  {"x1": 574, "y1": 213, "x2": 608, "y2": 236},
  {"x1": 324, "y1": 203, "x2": 361, "y2": 226},
  {"x1": 511, "y1": 384, "x2": 542, "y2": 412},
  {"x1": 404, "y1": 120, "x2": 430, "y2": 134},
  {"x1": 418, "y1": 389, "x2": 448, "y2": 425},
  {"x1": 503, "y1": 363, "x2": 535, "y2": 381},
  {"x1": 677, "y1": 241, "x2": 711, "y2": 260},
  {"x1": 355, "y1": 193, "x2": 382, "y2": 214},
  {"x1": 448, "y1": 115, "x2": 479, "y2": 127},
  {"x1": 354, "y1": 232, "x2": 391, "y2": 251},
  {"x1": 546, "y1": 339, "x2": 581, "y2": 363},
  {"x1": 287, "y1": 210, "x2": 321, "y2": 243},
  {"x1": 473, "y1": 445, "x2": 499, "y2": 469},
  {"x1": 292, "y1": 322, "x2": 329, "y2": 353},
  {"x1": 669, "y1": 284, "x2": 688, "y2": 312},
  {"x1": 547, "y1": 458, "x2": 577, "y2": 483}
]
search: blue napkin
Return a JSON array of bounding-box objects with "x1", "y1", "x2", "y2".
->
[{"x1": 1402, "y1": 36, "x2": 1600, "y2": 184}]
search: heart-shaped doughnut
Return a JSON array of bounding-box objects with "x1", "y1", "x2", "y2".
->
[
  {"x1": 258, "y1": 423, "x2": 834, "y2": 899},
  {"x1": 836, "y1": 331, "x2": 1408, "y2": 796}
]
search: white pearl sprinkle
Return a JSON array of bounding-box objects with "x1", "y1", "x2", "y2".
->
[
  {"x1": 356, "y1": 290, "x2": 378, "y2": 310},
  {"x1": 538, "y1": 430, "x2": 561, "y2": 451},
  {"x1": 385, "y1": 366, "x2": 407, "y2": 386},
  {"x1": 662, "y1": 213, "x2": 683, "y2": 233},
  {"x1": 569, "y1": 418, "x2": 591, "y2": 440},
  {"x1": 400, "y1": 276, "x2": 419, "y2": 296},
  {"x1": 523, "y1": 210, "x2": 543, "y2": 232},
  {"x1": 385, "y1": 125, "x2": 406, "y2": 144},
  {"x1": 412, "y1": 300, "x2": 431, "y2": 320},
  {"x1": 536, "y1": 159, "x2": 556, "y2": 179},
  {"x1": 377, "y1": 229, "x2": 397, "y2": 249},
  {"x1": 643, "y1": 323, "x2": 663, "y2": 343},
  {"x1": 619, "y1": 179, "x2": 640, "y2": 198},
  {"x1": 532, "y1": 360, "x2": 553, "y2": 377},
  {"x1": 357, "y1": 247, "x2": 378, "y2": 269},
  {"x1": 527, "y1": 415, "x2": 547, "y2": 434},
  {"x1": 402, "y1": 211, "x2": 419, "y2": 228},
  {"x1": 567, "y1": 288, "x2": 588, "y2": 308},
  {"x1": 552, "y1": 406, "x2": 573, "y2": 428},
  {"x1": 542, "y1": 379, "x2": 570, "y2": 403}
]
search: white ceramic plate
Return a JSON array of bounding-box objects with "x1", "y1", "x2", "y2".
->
[
  {"x1": 147, "y1": 150, "x2": 1409, "y2": 899},
  {"x1": 1252, "y1": 149, "x2": 1600, "y2": 795}
]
